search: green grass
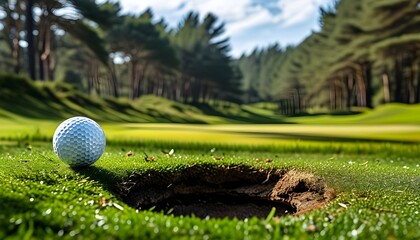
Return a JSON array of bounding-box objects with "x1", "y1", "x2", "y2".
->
[
  {"x1": 1, "y1": 140, "x2": 419, "y2": 239},
  {"x1": 0, "y1": 73, "x2": 284, "y2": 124},
  {"x1": 1, "y1": 73, "x2": 420, "y2": 239},
  {"x1": 1, "y1": 118, "x2": 420, "y2": 145},
  {"x1": 291, "y1": 103, "x2": 420, "y2": 124},
  {"x1": 3, "y1": 73, "x2": 420, "y2": 126}
]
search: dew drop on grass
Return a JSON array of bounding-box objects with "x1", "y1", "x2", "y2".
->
[
  {"x1": 43, "y1": 209, "x2": 52, "y2": 216},
  {"x1": 97, "y1": 220, "x2": 105, "y2": 227},
  {"x1": 69, "y1": 230, "x2": 78, "y2": 237}
]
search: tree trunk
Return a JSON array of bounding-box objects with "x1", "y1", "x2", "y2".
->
[
  {"x1": 12, "y1": 31, "x2": 21, "y2": 74},
  {"x1": 12, "y1": 0, "x2": 22, "y2": 74},
  {"x1": 355, "y1": 65, "x2": 366, "y2": 107},
  {"x1": 182, "y1": 78, "x2": 191, "y2": 103},
  {"x1": 295, "y1": 87, "x2": 301, "y2": 113},
  {"x1": 87, "y1": 63, "x2": 93, "y2": 94},
  {"x1": 363, "y1": 61, "x2": 373, "y2": 108},
  {"x1": 416, "y1": 61, "x2": 420, "y2": 103},
  {"x1": 407, "y1": 55, "x2": 415, "y2": 104},
  {"x1": 37, "y1": 15, "x2": 45, "y2": 80},
  {"x1": 329, "y1": 78, "x2": 335, "y2": 111},
  {"x1": 382, "y1": 70, "x2": 391, "y2": 103},
  {"x1": 394, "y1": 55, "x2": 403, "y2": 102},
  {"x1": 39, "y1": 9, "x2": 52, "y2": 80},
  {"x1": 129, "y1": 61, "x2": 137, "y2": 99},
  {"x1": 40, "y1": 15, "x2": 52, "y2": 81},
  {"x1": 26, "y1": 0, "x2": 36, "y2": 80},
  {"x1": 191, "y1": 80, "x2": 200, "y2": 104},
  {"x1": 93, "y1": 60, "x2": 101, "y2": 95},
  {"x1": 343, "y1": 70, "x2": 355, "y2": 110},
  {"x1": 109, "y1": 63, "x2": 119, "y2": 98}
]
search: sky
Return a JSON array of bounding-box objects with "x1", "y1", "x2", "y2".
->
[{"x1": 117, "y1": 0, "x2": 333, "y2": 57}]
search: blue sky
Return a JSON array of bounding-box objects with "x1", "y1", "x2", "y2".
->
[{"x1": 118, "y1": 0, "x2": 333, "y2": 57}]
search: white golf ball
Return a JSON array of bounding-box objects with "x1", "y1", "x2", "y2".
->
[{"x1": 53, "y1": 116, "x2": 106, "y2": 167}]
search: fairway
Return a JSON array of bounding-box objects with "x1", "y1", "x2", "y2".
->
[
  {"x1": 106, "y1": 123, "x2": 420, "y2": 143},
  {"x1": 1, "y1": 116, "x2": 420, "y2": 144}
]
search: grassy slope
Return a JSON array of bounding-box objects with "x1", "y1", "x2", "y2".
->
[
  {"x1": 290, "y1": 103, "x2": 420, "y2": 124},
  {"x1": 0, "y1": 74, "x2": 284, "y2": 124}
]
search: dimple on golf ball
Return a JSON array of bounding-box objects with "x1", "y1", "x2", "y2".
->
[{"x1": 53, "y1": 116, "x2": 106, "y2": 167}]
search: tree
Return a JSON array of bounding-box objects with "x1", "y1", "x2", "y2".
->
[
  {"x1": 25, "y1": 0, "x2": 35, "y2": 79},
  {"x1": 107, "y1": 10, "x2": 178, "y2": 99},
  {"x1": 0, "y1": 0, "x2": 24, "y2": 74},
  {"x1": 171, "y1": 12, "x2": 239, "y2": 103},
  {"x1": 31, "y1": 0, "x2": 109, "y2": 80}
]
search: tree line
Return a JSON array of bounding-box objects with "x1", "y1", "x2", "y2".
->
[
  {"x1": 0, "y1": 0, "x2": 241, "y2": 103},
  {"x1": 237, "y1": 0, "x2": 420, "y2": 114},
  {"x1": 1, "y1": 0, "x2": 420, "y2": 112}
]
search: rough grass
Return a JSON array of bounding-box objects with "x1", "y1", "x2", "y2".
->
[{"x1": 0, "y1": 140, "x2": 419, "y2": 239}]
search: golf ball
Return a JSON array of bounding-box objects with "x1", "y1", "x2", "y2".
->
[{"x1": 53, "y1": 116, "x2": 106, "y2": 167}]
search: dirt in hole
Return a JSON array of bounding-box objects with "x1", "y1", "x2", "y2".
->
[{"x1": 116, "y1": 165, "x2": 335, "y2": 219}]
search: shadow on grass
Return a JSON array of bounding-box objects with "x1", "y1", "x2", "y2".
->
[
  {"x1": 71, "y1": 166, "x2": 121, "y2": 192},
  {"x1": 289, "y1": 111, "x2": 363, "y2": 117},
  {"x1": 192, "y1": 102, "x2": 287, "y2": 124},
  {"x1": 232, "y1": 131, "x2": 418, "y2": 144}
]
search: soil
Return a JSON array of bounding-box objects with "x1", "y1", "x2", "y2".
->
[{"x1": 116, "y1": 165, "x2": 335, "y2": 219}]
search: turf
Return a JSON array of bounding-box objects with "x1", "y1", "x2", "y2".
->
[
  {"x1": 0, "y1": 139, "x2": 419, "y2": 239},
  {"x1": 0, "y1": 73, "x2": 284, "y2": 124},
  {"x1": 291, "y1": 103, "x2": 420, "y2": 124},
  {"x1": 3, "y1": 73, "x2": 420, "y2": 126},
  {"x1": 1, "y1": 118, "x2": 420, "y2": 145},
  {"x1": 1, "y1": 74, "x2": 419, "y2": 239}
]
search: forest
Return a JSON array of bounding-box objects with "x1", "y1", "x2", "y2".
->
[
  {"x1": 238, "y1": 0, "x2": 420, "y2": 114},
  {"x1": 0, "y1": 0, "x2": 420, "y2": 114}
]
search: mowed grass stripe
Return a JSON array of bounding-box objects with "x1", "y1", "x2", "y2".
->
[{"x1": 1, "y1": 118, "x2": 420, "y2": 143}]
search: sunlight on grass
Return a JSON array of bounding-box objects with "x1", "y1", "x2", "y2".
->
[
  {"x1": 0, "y1": 141, "x2": 419, "y2": 239},
  {"x1": 292, "y1": 103, "x2": 420, "y2": 124},
  {"x1": 1, "y1": 118, "x2": 420, "y2": 144}
]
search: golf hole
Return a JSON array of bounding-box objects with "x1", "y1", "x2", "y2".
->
[{"x1": 117, "y1": 165, "x2": 335, "y2": 219}]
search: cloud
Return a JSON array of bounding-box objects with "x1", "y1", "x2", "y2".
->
[
  {"x1": 227, "y1": 6, "x2": 273, "y2": 36},
  {"x1": 277, "y1": 0, "x2": 332, "y2": 27},
  {"x1": 120, "y1": 0, "x2": 184, "y2": 13},
  {"x1": 117, "y1": 0, "x2": 333, "y2": 56},
  {"x1": 184, "y1": 0, "x2": 251, "y2": 22}
]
